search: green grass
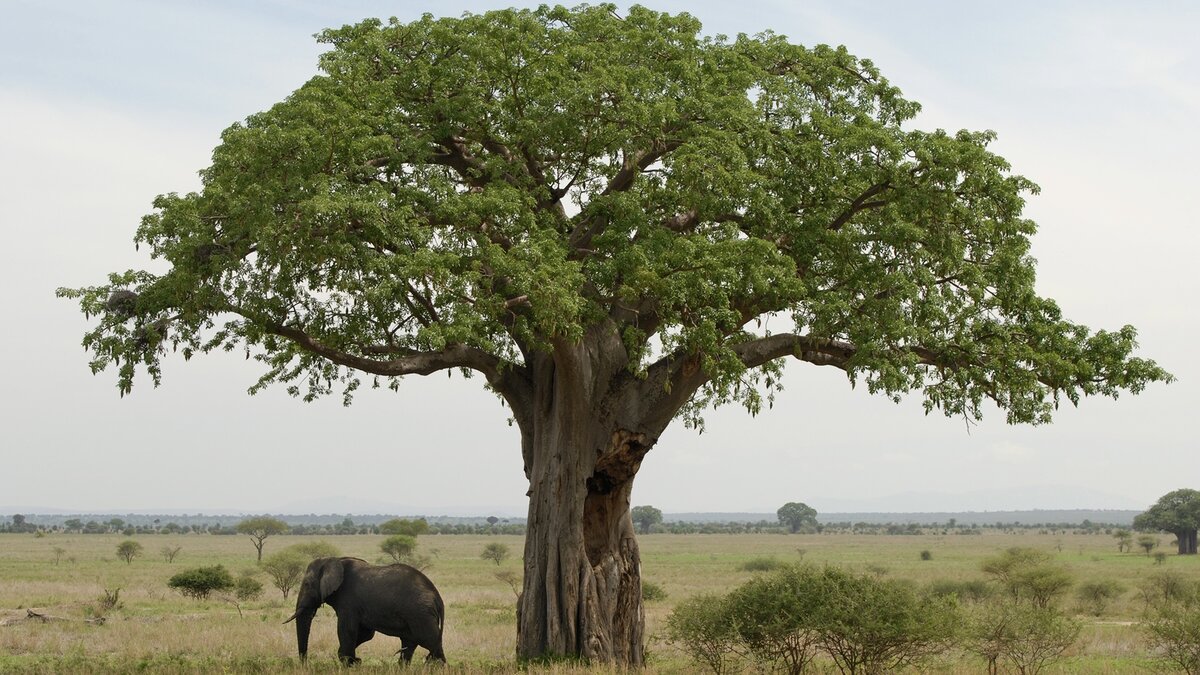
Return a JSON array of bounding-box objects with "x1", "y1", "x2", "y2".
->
[{"x1": 0, "y1": 530, "x2": 1196, "y2": 672}]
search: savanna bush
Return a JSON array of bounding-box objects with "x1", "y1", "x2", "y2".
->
[
  {"x1": 1143, "y1": 598, "x2": 1200, "y2": 674},
  {"x1": 1075, "y1": 579, "x2": 1125, "y2": 616},
  {"x1": 641, "y1": 580, "x2": 668, "y2": 601},
  {"x1": 739, "y1": 556, "x2": 786, "y2": 572},
  {"x1": 168, "y1": 565, "x2": 234, "y2": 599},
  {"x1": 980, "y1": 547, "x2": 1073, "y2": 608},
  {"x1": 927, "y1": 579, "x2": 994, "y2": 603},
  {"x1": 665, "y1": 593, "x2": 738, "y2": 674},
  {"x1": 668, "y1": 564, "x2": 959, "y2": 674},
  {"x1": 966, "y1": 600, "x2": 1081, "y2": 675}
]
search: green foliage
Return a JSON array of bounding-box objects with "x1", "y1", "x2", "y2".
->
[
  {"x1": 631, "y1": 505, "x2": 663, "y2": 534},
  {"x1": 168, "y1": 565, "x2": 235, "y2": 600},
  {"x1": 1143, "y1": 597, "x2": 1200, "y2": 674},
  {"x1": 738, "y1": 556, "x2": 787, "y2": 572},
  {"x1": 777, "y1": 503, "x2": 818, "y2": 534},
  {"x1": 1134, "y1": 489, "x2": 1200, "y2": 534},
  {"x1": 480, "y1": 542, "x2": 510, "y2": 566},
  {"x1": 664, "y1": 593, "x2": 738, "y2": 674},
  {"x1": 966, "y1": 601, "x2": 1081, "y2": 675},
  {"x1": 233, "y1": 573, "x2": 264, "y2": 601},
  {"x1": 260, "y1": 549, "x2": 308, "y2": 599},
  {"x1": 283, "y1": 540, "x2": 341, "y2": 560},
  {"x1": 115, "y1": 540, "x2": 143, "y2": 564},
  {"x1": 920, "y1": 549, "x2": 933, "y2": 561},
  {"x1": 60, "y1": 5, "x2": 1168, "y2": 434},
  {"x1": 384, "y1": 530, "x2": 422, "y2": 562},
  {"x1": 641, "y1": 580, "x2": 668, "y2": 602},
  {"x1": 1075, "y1": 579, "x2": 1125, "y2": 616},
  {"x1": 980, "y1": 547, "x2": 1073, "y2": 608},
  {"x1": 378, "y1": 518, "x2": 429, "y2": 537},
  {"x1": 669, "y1": 564, "x2": 958, "y2": 674},
  {"x1": 926, "y1": 579, "x2": 995, "y2": 604},
  {"x1": 1114, "y1": 529, "x2": 1133, "y2": 553},
  {"x1": 234, "y1": 517, "x2": 288, "y2": 561},
  {"x1": 1137, "y1": 535, "x2": 1159, "y2": 555},
  {"x1": 1137, "y1": 570, "x2": 1199, "y2": 607}
]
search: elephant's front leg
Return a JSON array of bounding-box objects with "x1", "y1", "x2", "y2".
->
[
  {"x1": 336, "y1": 614, "x2": 362, "y2": 665},
  {"x1": 398, "y1": 640, "x2": 416, "y2": 663}
]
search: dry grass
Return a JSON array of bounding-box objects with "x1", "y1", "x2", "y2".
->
[{"x1": 0, "y1": 530, "x2": 1196, "y2": 672}]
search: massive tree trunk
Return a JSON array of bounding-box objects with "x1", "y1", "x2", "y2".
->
[
  {"x1": 513, "y1": 330, "x2": 659, "y2": 665},
  {"x1": 1176, "y1": 529, "x2": 1198, "y2": 555}
]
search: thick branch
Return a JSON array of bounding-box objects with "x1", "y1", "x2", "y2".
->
[
  {"x1": 828, "y1": 181, "x2": 891, "y2": 231},
  {"x1": 568, "y1": 140, "x2": 683, "y2": 252}
]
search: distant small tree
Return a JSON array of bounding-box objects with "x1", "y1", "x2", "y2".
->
[
  {"x1": 235, "y1": 517, "x2": 289, "y2": 562},
  {"x1": 116, "y1": 540, "x2": 143, "y2": 564},
  {"x1": 776, "y1": 502, "x2": 818, "y2": 534},
  {"x1": 486, "y1": 516, "x2": 500, "y2": 527},
  {"x1": 379, "y1": 518, "x2": 429, "y2": 537},
  {"x1": 1113, "y1": 529, "x2": 1133, "y2": 553},
  {"x1": 160, "y1": 545, "x2": 182, "y2": 563},
  {"x1": 262, "y1": 549, "x2": 308, "y2": 599},
  {"x1": 52, "y1": 547, "x2": 66, "y2": 565},
  {"x1": 1138, "y1": 535, "x2": 1159, "y2": 556},
  {"x1": 631, "y1": 505, "x2": 664, "y2": 534},
  {"x1": 168, "y1": 565, "x2": 235, "y2": 599},
  {"x1": 481, "y1": 542, "x2": 511, "y2": 566}
]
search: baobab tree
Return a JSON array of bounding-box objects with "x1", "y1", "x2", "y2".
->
[{"x1": 59, "y1": 6, "x2": 1170, "y2": 665}]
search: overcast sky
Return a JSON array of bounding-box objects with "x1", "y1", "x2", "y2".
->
[{"x1": 1, "y1": 1, "x2": 1195, "y2": 516}]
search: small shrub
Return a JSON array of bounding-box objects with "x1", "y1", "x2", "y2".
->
[
  {"x1": 927, "y1": 579, "x2": 994, "y2": 603},
  {"x1": 739, "y1": 556, "x2": 785, "y2": 572},
  {"x1": 1075, "y1": 580, "x2": 1125, "y2": 616},
  {"x1": 234, "y1": 573, "x2": 264, "y2": 601},
  {"x1": 481, "y1": 542, "x2": 510, "y2": 566},
  {"x1": 665, "y1": 593, "x2": 738, "y2": 674},
  {"x1": 262, "y1": 550, "x2": 308, "y2": 599},
  {"x1": 115, "y1": 540, "x2": 143, "y2": 564},
  {"x1": 160, "y1": 545, "x2": 182, "y2": 563},
  {"x1": 642, "y1": 580, "x2": 668, "y2": 602},
  {"x1": 920, "y1": 549, "x2": 933, "y2": 561},
  {"x1": 168, "y1": 565, "x2": 235, "y2": 600},
  {"x1": 1155, "y1": 551, "x2": 1169, "y2": 565}
]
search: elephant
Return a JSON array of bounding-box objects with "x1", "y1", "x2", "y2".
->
[{"x1": 284, "y1": 556, "x2": 446, "y2": 665}]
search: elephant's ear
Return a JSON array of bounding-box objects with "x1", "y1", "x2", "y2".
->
[{"x1": 318, "y1": 558, "x2": 345, "y2": 601}]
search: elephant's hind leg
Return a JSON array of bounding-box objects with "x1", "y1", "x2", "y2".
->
[{"x1": 397, "y1": 640, "x2": 417, "y2": 663}]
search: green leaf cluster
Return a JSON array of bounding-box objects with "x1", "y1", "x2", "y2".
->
[{"x1": 59, "y1": 4, "x2": 1170, "y2": 427}]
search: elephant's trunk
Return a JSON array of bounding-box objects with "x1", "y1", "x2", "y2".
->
[{"x1": 293, "y1": 609, "x2": 316, "y2": 660}]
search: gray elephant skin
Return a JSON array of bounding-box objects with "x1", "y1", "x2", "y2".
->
[{"x1": 284, "y1": 556, "x2": 446, "y2": 664}]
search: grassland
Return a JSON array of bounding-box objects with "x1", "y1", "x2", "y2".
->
[{"x1": 0, "y1": 529, "x2": 1195, "y2": 673}]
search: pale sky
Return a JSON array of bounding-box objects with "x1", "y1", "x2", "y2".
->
[{"x1": 1, "y1": 1, "x2": 1195, "y2": 516}]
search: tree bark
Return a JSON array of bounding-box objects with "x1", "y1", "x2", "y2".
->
[
  {"x1": 514, "y1": 333, "x2": 653, "y2": 665},
  {"x1": 1176, "y1": 529, "x2": 1198, "y2": 555}
]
